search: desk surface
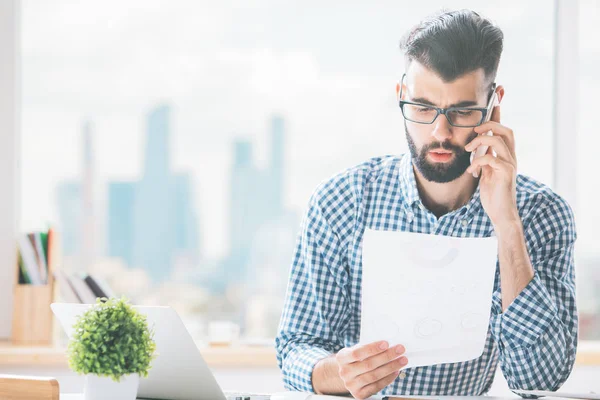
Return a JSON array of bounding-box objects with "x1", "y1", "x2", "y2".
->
[
  {"x1": 58, "y1": 394, "x2": 582, "y2": 400},
  {"x1": 0, "y1": 341, "x2": 277, "y2": 368},
  {"x1": 3, "y1": 341, "x2": 600, "y2": 368}
]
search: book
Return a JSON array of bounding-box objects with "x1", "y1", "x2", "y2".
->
[
  {"x1": 54, "y1": 271, "x2": 81, "y2": 303},
  {"x1": 84, "y1": 275, "x2": 107, "y2": 299},
  {"x1": 46, "y1": 228, "x2": 56, "y2": 279},
  {"x1": 33, "y1": 232, "x2": 48, "y2": 283},
  {"x1": 68, "y1": 274, "x2": 97, "y2": 304},
  {"x1": 17, "y1": 234, "x2": 42, "y2": 284},
  {"x1": 17, "y1": 249, "x2": 29, "y2": 284},
  {"x1": 41, "y1": 231, "x2": 48, "y2": 259},
  {"x1": 95, "y1": 277, "x2": 115, "y2": 298}
]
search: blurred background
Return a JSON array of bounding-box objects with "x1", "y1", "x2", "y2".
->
[{"x1": 18, "y1": 0, "x2": 599, "y2": 345}]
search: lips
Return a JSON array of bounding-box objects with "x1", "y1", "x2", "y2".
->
[
  {"x1": 430, "y1": 150, "x2": 452, "y2": 154},
  {"x1": 428, "y1": 151, "x2": 453, "y2": 162}
]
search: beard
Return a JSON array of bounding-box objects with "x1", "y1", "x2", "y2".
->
[{"x1": 405, "y1": 121, "x2": 478, "y2": 183}]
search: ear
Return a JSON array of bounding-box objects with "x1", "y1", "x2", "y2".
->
[
  {"x1": 495, "y1": 85, "x2": 505, "y2": 105},
  {"x1": 396, "y1": 81, "x2": 408, "y2": 102}
]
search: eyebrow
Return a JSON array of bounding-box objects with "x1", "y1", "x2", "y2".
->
[{"x1": 411, "y1": 97, "x2": 479, "y2": 108}]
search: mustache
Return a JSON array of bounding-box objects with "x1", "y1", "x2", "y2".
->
[{"x1": 423, "y1": 142, "x2": 462, "y2": 152}]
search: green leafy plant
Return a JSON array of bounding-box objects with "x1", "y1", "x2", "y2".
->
[{"x1": 67, "y1": 297, "x2": 157, "y2": 382}]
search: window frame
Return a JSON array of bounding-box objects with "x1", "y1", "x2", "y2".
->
[
  {"x1": 0, "y1": 0, "x2": 19, "y2": 340},
  {"x1": 552, "y1": 0, "x2": 579, "y2": 206}
]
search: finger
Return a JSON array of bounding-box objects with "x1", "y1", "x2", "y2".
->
[
  {"x1": 467, "y1": 154, "x2": 512, "y2": 174},
  {"x1": 467, "y1": 154, "x2": 500, "y2": 172},
  {"x1": 470, "y1": 145, "x2": 498, "y2": 178},
  {"x1": 465, "y1": 135, "x2": 513, "y2": 164},
  {"x1": 338, "y1": 341, "x2": 388, "y2": 364},
  {"x1": 491, "y1": 104, "x2": 501, "y2": 123},
  {"x1": 347, "y1": 344, "x2": 405, "y2": 378},
  {"x1": 354, "y1": 356, "x2": 408, "y2": 388},
  {"x1": 354, "y1": 370, "x2": 400, "y2": 400},
  {"x1": 473, "y1": 121, "x2": 515, "y2": 161}
]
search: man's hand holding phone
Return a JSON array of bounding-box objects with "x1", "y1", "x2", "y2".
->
[
  {"x1": 465, "y1": 99, "x2": 520, "y2": 230},
  {"x1": 469, "y1": 91, "x2": 499, "y2": 178},
  {"x1": 335, "y1": 341, "x2": 408, "y2": 400}
]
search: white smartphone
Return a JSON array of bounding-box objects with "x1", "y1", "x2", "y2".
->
[{"x1": 469, "y1": 91, "x2": 498, "y2": 178}]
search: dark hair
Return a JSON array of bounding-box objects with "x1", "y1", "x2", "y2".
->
[{"x1": 399, "y1": 9, "x2": 504, "y2": 86}]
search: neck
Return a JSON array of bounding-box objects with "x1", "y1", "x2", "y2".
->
[{"x1": 412, "y1": 163, "x2": 479, "y2": 219}]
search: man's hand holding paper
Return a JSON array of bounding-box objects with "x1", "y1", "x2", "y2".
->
[
  {"x1": 333, "y1": 341, "x2": 407, "y2": 400},
  {"x1": 359, "y1": 229, "x2": 498, "y2": 370}
]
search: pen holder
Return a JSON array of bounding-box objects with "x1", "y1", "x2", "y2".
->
[{"x1": 11, "y1": 280, "x2": 55, "y2": 345}]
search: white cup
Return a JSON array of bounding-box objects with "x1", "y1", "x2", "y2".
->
[{"x1": 208, "y1": 320, "x2": 240, "y2": 346}]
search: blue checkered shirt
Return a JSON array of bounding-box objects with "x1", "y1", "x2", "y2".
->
[{"x1": 275, "y1": 153, "x2": 577, "y2": 396}]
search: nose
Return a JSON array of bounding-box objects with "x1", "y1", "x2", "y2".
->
[{"x1": 431, "y1": 113, "x2": 453, "y2": 142}]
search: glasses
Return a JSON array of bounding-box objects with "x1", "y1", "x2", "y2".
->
[{"x1": 398, "y1": 73, "x2": 496, "y2": 128}]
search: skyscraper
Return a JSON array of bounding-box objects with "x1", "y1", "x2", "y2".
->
[
  {"x1": 224, "y1": 114, "x2": 291, "y2": 284},
  {"x1": 107, "y1": 181, "x2": 136, "y2": 266},
  {"x1": 172, "y1": 172, "x2": 200, "y2": 264},
  {"x1": 111, "y1": 104, "x2": 200, "y2": 281},
  {"x1": 131, "y1": 105, "x2": 176, "y2": 280},
  {"x1": 229, "y1": 139, "x2": 259, "y2": 270},
  {"x1": 57, "y1": 105, "x2": 201, "y2": 282},
  {"x1": 81, "y1": 120, "x2": 96, "y2": 270},
  {"x1": 220, "y1": 114, "x2": 299, "y2": 336},
  {"x1": 56, "y1": 119, "x2": 97, "y2": 272},
  {"x1": 56, "y1": 181, "x2": 81, "y2": 257},
  {"x1": 269, "y1": 114, "x2": 285, "y2": 215}
]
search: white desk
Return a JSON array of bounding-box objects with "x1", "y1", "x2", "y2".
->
[
  {"x1": 58, "y1": 395, "x2": 579, "y2": 400},
  {"x1": 60, "y1": 396, "x2": 522, "y2": 400}
]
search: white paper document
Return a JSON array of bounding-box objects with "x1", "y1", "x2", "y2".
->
[{"x1": 359, "y1": 228, "x2": 498, "y2": 369}]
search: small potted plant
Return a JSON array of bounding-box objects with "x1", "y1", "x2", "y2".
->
[{"x1": 67, "y1": 297, "x2": 156, "y2": 400}]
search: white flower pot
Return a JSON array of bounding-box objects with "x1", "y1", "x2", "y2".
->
[{"x1": 84, "y1": 374, "x2": 140, "y2": 400}]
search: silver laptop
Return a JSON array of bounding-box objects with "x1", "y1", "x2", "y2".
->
[{"x1": 51, "y1": 303, "x2": 270, "y2": 400}]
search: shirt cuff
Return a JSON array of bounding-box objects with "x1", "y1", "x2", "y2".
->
[
  {"x1": 490, "y1": 273, "x2": 559, "y2": 350},
  {"x1": 282, "y1": 345, "x2": 333, "y2": 392}
]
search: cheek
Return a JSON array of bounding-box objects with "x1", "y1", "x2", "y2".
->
[
  {"x1": 407, "y1": 124, "x2": 432, "y2": 146},
  {"x1": 462, "y1": 130, "x2": 479, "y2": 145},
  {"x1": 407, "y1": 123, "x2": 475, "y2": 150}
]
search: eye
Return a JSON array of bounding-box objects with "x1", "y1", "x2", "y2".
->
[{"x1": 455, "y1": 110, "x2": 473, "y2": 116}]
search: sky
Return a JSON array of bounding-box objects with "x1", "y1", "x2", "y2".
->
[{"x1": 19, "y1": 0, "x2": 599, "y2": 271}]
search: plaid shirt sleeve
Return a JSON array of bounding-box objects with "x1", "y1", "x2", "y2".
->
[
  {"x1": 275, "y1": 180, "x2": 354, "y2": 392},
  {"x1": 489, "y1": 195, "x2": 578, "y2": 396}
]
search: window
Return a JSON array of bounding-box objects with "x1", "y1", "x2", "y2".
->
[
  {"x1": 577, "y1": 0, "x2": 600, "y2": 340},
  {"x1": 21, "y1": 1, "x2": 563, "y2": 342}
]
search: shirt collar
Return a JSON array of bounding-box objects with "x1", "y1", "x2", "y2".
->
[{"x1": 398, "y1": 153, "x2": 482, "y2": 216}]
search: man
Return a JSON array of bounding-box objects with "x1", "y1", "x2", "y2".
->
[{"x1": 275, "y1": 9, "x2": 578, "y2": 400}]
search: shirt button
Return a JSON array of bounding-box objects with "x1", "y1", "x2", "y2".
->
[
  {"x1": 407, "y1": 212, "x2": 414, "y2": 222},
  {"x1": 461, "y1": 219, "x2": 469, "y2": 227},
  {"x1": 399, "y1": 371, "x2": 407, "y2": 379}
]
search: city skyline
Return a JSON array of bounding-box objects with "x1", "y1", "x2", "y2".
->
[{"x1": 57, "y1": 105, "x2": 296, "y2": 291}]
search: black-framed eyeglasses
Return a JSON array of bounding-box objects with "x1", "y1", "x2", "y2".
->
[{"x1": 398, "y1": 73, "x2": 497, "y2": 128}]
